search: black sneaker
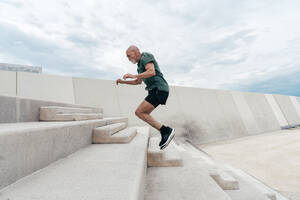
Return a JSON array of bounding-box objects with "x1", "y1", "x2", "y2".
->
[{"x1": 160, "y1": 128, "x2": 175, "y2": 150}]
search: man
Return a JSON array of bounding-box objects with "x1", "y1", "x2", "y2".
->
[{"x1": 116, "y1": 45, "x2": 175, "y2": 150}]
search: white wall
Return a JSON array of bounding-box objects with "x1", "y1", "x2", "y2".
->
[
  {"x1": 0, "y1": 71, "x2": 16, "y2": 96},
  {"x1": 1, "y1": 70, "x2": 299, "y2": 144}
]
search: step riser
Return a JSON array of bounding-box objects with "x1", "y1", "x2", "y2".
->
[
  {"x1": 94, "y1": 128, "x2": 137, "y2": 144},
  {"x1": 147, "y1": 137, "x2": 183, "y2": 167},
  {"x1": 40, "y1": 106, "x2": 104, "y2": 121}
]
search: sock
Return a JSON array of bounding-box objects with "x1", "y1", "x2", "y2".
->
[{"x1": 160, "y1": 125, "x2": 169, "y2": 134}]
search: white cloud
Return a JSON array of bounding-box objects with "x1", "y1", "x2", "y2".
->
[{"x1": 0, "y1": 0, "x2": 299, "y2": 95}]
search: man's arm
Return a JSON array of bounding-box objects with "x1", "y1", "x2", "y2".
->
[
  {"x1": 121, "y1": 62, "x2": 155, "y2": 82},
  {"x1": 136, "y1": 63, "x2": 155, "y2": 79},
  {"x1": 116, "y1": 78, "x2": 142, "y2": 85}
]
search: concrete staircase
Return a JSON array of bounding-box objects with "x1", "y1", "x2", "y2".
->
[
  {"x1": 0, "y1": 104, "x2": 150, "y2": 200},
  {"x1": 145, "y1": 140, "x2": 289, "y2": 200},
  {"x1": 0, "y1": 127, "x2": 150, "y2": 200},
  {"x1": 0, "y1": 102, "x2": 292, "y2": 200}
]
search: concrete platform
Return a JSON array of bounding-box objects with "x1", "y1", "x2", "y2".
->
[
  {"x1": 40, "y1": 106, "x2": 103, "y2": 121},
  {"x1": 0, "y1": 117, "x2": 128, "y2": 190},
  {"x1": 147, "y1": 137, "x2": 183, "y2": 167},
  {"x1": 93, "y1": 125, "x2": 137, "y2": 144},
  {"x1": 0, "y1": 127, "x2": 150, "y2": 200},
  {"x1": 146, "y1": 141, "x2": 232, "y2": 200},
  {"x1": 209, "y1": 169, "x2": 239, "y2": 190},
  {"x1": 199, "y1": 128, "x2": 300, "y2": 200}
]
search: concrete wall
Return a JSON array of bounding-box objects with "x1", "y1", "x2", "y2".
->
[
  {"x1": 18, "y1": 72, "x2": 75, "y2": 103},
  {"x1": 265, "y1": 94, "x2": 289, "y2": 129},
  {"x1": 1, "y1": 70, "x2": 299, "y2": 144},
  {"x1": 273, "y1": 94, "x2": 300, "y2": 127},
  {"x1": 0, "y1": 71, "x2": 16, "y2": 96}
]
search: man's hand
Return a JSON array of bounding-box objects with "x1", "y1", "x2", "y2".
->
[
  {"x1": 116, "y1": 78, "x2": 123, "y2": 85},
  {"x1": 122, "y1": 73, "x2": 136, "y2": 80}
]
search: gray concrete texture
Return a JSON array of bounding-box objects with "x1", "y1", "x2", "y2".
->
[
  {"x1": 0, "y1": 95, "x2": 102, "y2": 123},
  {"x1": 0, "y1": 117, "x2": 128, "y2": 190},
  {"x1": 265, "y1": 94, "x2": 289, "y2": 128},
  {"x1": 1, "y1": 71, "x2": 300, "y2": 144},
  {"x1": 0, "y1": 127, "x2": 149, "y2": 200},
  {"x1": 273, "y1": 94, "x2": 300, "y2": 126},
  {"x1": 199, "y1": 127, "x2": 300, "y2": 200}
]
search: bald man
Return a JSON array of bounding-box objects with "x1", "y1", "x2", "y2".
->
[{"x1": 116, "y1": 45, "x2": 175, "y2": 150}]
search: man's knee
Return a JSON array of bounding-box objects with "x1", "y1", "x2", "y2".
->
[{"x1": 135, "y1": 109, "x2": 142, "y2": 118}]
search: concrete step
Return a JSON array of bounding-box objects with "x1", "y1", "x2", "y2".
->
[
  {"x1": 0, "y1": 117, "x2": 128, "y2": 190},
  {"x1": 223, "y1": 166, "x2": 289, "y2": 200},
  {"x1": 146, "y1": 159, "x2": 232, "y2": 200},
  {"x1": 147, "y1": 137, "x2": 183, "y2": 167},
  {"x1": 0, "y1": 127, "x2": 150, "y2": 200},
  {"x1": 209, "y1": 169, "x2": 239, "y2": 190},
  {"x1": 107, "y1": 127, "x2": 137, "y2": 144},
  {"x1": 222, "y1": 169, "x2": 275, "y2": 200},
  {"x1": 40, "y1": 106, "x2": 103, "y2": 121},
  {"x1": 93, "y1": 122, "x2": 127, "y2": 136},
  {"x1": 93, "y1": 125, "x2": 137, "y2": 144}
]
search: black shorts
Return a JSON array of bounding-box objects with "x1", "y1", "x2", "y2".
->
[{"x1": 145, "y1": 87, "x2": 169, "y2": 108}]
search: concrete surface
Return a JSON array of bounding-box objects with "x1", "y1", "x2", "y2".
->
[
  {"x1": 146, "y1": 159, "x2": 232, "y2": 200},
  {"x1": 289, "y1": 96, "x2": 300, "y2": 123},
  {"x1": 108, "y1": 127, "x2": 137, "y2": 143},
  {"x1": 199, "y1": 128, "x2": 300, "y2": 200},
  {"x1": 243, "y1": 92, "x2": 281, "y2": 133},
  {"x1": 0, "y1": 95, "x2": 103, "y2": 123},
  {"x1": 265, "y1": 94, "x2": 289, "y2": 129},
  {"x1": 231, "y1": 91, "x2": 260, "y2": 135},
  {"x1": 0, "y1": 117, "x2": 128, "y2": 189},
  {"x1": 0, "y1": 70, "x2": 16, "y2": 96},
  {"x1": 0, "y1": 69, "x2": 298, "y2": 143},
  {"x1": 215, "y1": 90, "x2": 248, "y2": 138},
  {"x1": 17, "y1": 72, "x2": 75, "y2": 103},
  {"x1": 209, "y1": 169, "x2": 239, "y2": 190},
  {"x1": 73, "y1": 77, "x2": 121, "y2": 117},
  {"x1": 0, "y1": 127, "x2": 150, "y2": 200},
  {"x1": 273, "y1": 94, "x2": 300, "y2": 127},
  {"x1": 40, "y1": 106, "x2": 103, "y2": 121},
  {"x1": 93, "y1": 122, "x2": 128, "y2": 143},
  {"x1": 147, "y1": 137, "x2": 183, "y2": 167},
  {"x1": 175, "y1": 86, "x2": 234, "y2": 144}
]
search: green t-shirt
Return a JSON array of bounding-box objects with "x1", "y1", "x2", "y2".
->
[{"x1": 137, "y1": 52, "x2": 169, "y2": 92}]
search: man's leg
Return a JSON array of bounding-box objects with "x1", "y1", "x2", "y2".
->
[
  {"x1": 135, "y1": 100, "x2": 175, "y2": 150},
  {"x1": 135, "y1": 100, "x2": 162, "y2": 130}
]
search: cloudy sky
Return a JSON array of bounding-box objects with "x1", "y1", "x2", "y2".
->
[{"x1": 0, "y1": 0, "x2": 299, "y2": 96}]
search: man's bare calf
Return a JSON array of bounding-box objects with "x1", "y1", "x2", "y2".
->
[{"x1": 135, "y1": 100, "x2": 163, "y2": 131}]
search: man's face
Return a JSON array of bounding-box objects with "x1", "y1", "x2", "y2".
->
[{"x1": 126, "y1": 51, "x2": 137, "y2": 64}]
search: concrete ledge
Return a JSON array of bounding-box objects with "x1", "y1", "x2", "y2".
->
[
  {"x1": 0, "y1": 95, "x2": 103, "y2": 123},
  {"x1": 209, "y1": 169, "x2": 239, "y2": 190},
  {"x1": 93, "y1": 122, "x2": 127, "y2": 137},
  {"x1": 40, "y1": 106, "x2": 103, "y2": 121},
  {"x1": 0, "y1": 127, "x2": 150, "y2": 200},
  {"x1": 147, "y1": 137, "x2": 183, "y2": 167},
  {"x1": 0, "y1": 117, "x2": 128, "y2": 190},
  {"x1": 110, "y1": 127, "x2": 137, "y2": 143},
  {"x1": 93, "y1": 127, "x2": 137, "y2": 144}
]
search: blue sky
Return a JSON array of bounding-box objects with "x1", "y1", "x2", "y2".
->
[{"x1": 0, "y1": 0, "x2": 299, "y2": 96}]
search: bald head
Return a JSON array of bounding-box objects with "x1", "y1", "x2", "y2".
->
[
  {"x1": 126, "y1": 45, "x2": 141, "y2": 64},
  {"x1": 126, "y1": 45, "x2": 140, "y2": 53}
]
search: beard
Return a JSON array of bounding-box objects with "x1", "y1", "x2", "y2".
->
[{"x1": 130, "y1": 59, "x2": 137, "y2": 64}]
